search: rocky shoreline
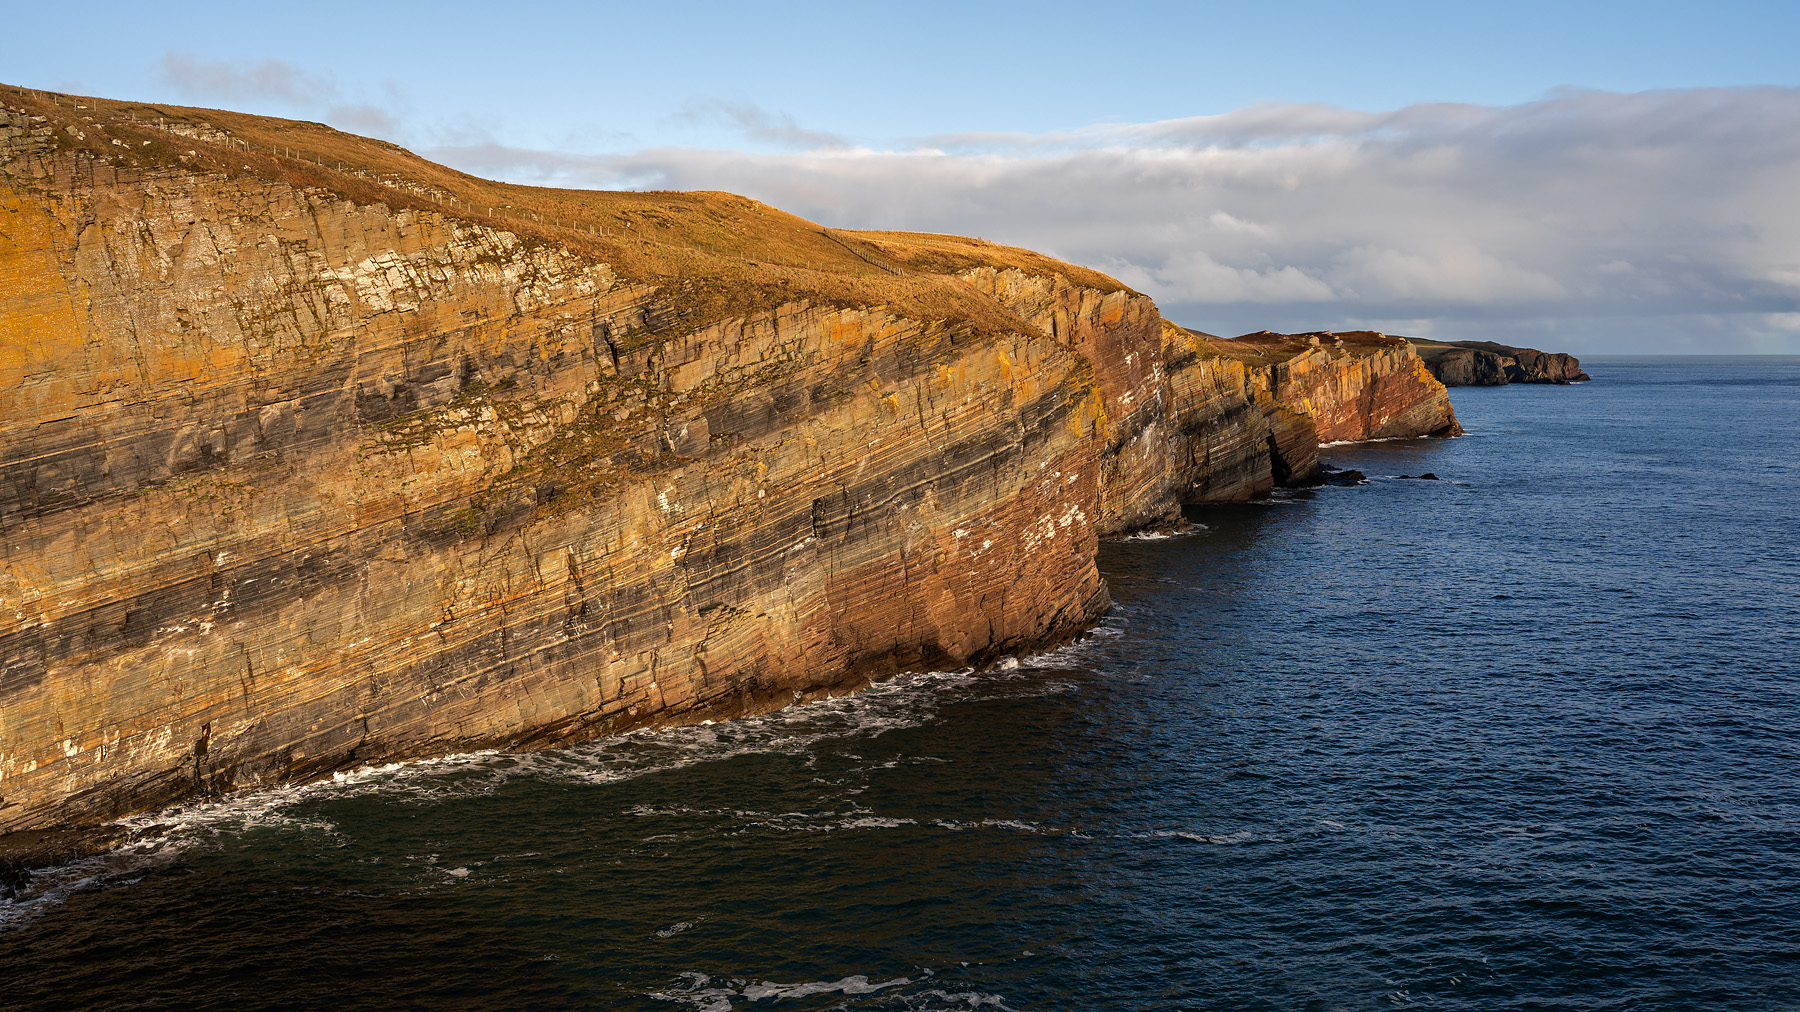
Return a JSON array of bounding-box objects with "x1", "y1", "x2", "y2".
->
[{"x1": 0, "y1": 85, "x2": 1549, "y2": 870}]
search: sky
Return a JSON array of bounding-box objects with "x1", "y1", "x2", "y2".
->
[{"x1": 8, "y1": 0, "x2": 1799, "y2": 352}]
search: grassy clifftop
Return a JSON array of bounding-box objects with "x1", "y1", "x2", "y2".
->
[{"x1": 1, "y1": 83, "x2": 1137, "y2": 338}]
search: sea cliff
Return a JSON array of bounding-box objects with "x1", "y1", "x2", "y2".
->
[
  {"x1": 2, "y1": 86, "x2": 1461, "y2": 859},
  {"x1": 1408, "y1": 338, "x2": 1590, "y2": 386}
]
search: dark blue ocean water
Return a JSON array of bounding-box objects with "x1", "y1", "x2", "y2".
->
[{"x1": 3, "y1": 357, "x2": 1797, "y2": 1011}]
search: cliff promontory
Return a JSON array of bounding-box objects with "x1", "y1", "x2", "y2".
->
[
  {"x1": 1, "y1": 85, "x2": 1460, "y2": 858},
  {"x1": 1408, "y1": 338, "x2": 1589, "y2": 386}
]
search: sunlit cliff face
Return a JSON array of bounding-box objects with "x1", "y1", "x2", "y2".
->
[{"x1": 0, "y1": 88, "x2": 1455, "y2": 848}]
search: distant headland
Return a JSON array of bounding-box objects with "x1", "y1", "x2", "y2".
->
[{"x1": 1406, "y1": 338, "x2": 1589, "y2": 386}]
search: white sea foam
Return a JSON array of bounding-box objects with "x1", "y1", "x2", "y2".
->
[
  {"x1": 0, "y1": 763, "x2": 415, "y2": 932},
  {"x1": 1128, "y1": 828, "x2": 1255, "y2": 845},
  {"x1": 650, "y1": 971, "x2": 912, "y2": 1009},
  {"x1": 1319, "y1": 435, "x2": 1418, "y2": 448},
  {"x1": 0, "y1": 837, "x2": 178, "y2": 933},
  {"x1": 977, "y1": 819, "x2": 1042, "y2": 834},
  {"x1": 647, "y1": 970, "x2": 1013, "y2": 1010},
  {"x1": 2, "y1": 618, "x2": 1129, "y2": 932},
  {"x1": 930, "y1": 818, "x2": 1067, "y2": 836},
  {"x1": 632, "y1": 803, "x2": 1266, "y2": 845},
  {"x1": 741, "y1": 975, "x2": 911, "y2": 1000},
  {"x1": 1116, "y1": 522, "x2": 1209, "y2": 541},
  {"x1": 912, "y1": 989, "x2": 1017, "y2": 1009},
  {"x1": 837, "y1": 816, "x2": 918, "y2": 830}
]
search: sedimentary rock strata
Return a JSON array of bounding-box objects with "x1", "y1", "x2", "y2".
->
[{"x1": 1, "y1": 87, "x2": 1464, "y2": 854}]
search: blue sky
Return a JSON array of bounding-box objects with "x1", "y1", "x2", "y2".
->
[{"x1": 8, "y1": 1, "x2": 1800, "y2": 351}]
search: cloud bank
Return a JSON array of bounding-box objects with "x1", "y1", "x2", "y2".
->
[
  {"x1": 428, "y1": 88, "x2": 1800, "y2": 352},
  {"x1": 161, "y1": 53, "x2": 402, "y2": 138},
  {"x1": 144, "y1": 51, "x2": 1800, "y2": 350},
  {"x1": 147, "y1": 57, "x2": 1799, "y2": 352}
]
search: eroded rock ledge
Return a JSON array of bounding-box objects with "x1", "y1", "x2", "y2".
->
[{"x1": 3, "y1": 88, "x2": 1460, "y2": 858}]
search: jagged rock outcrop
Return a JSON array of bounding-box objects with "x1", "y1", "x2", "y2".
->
[
  {"x1": 0, "y1": 87, "x2": 1462, "y2": 857},
  {"x1": 1408, "y1": 338, "x2": 1590, "y2": 386}
]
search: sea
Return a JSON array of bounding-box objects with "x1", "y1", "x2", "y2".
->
[{"x1": 2, "y1": 356, "x2": 1796, "y2": 1011}]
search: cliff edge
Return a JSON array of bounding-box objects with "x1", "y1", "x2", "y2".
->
[{"x1": 1, "y1": 85, "x2": 1461, "y2": 858}]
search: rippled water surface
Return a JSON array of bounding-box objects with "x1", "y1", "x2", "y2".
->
[{"x1": 4, "y1": 357, "x2": 1798, "y2": 1011}]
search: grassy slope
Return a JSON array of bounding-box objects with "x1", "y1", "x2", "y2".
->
[
  {"x1": 6, "y1": 83, "x2": 1407, "y2": 377},
  {"x1": 1, "y1": 84, "x2": 1140, "y2": 339},
  {"x1": 1404, "y1": 337, "x2": 1564, "y2": 363},
  {"x1": 1182, "y1": 327, "x2": 1415, "y2": 366}
]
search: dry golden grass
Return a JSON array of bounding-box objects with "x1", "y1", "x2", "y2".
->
[
  {"x1": 2, "y1": 83, "x2": 1140, "y2": 338},
  {"x1": 1171, "y1": 325, "x2": 1412, "y2": 367},
  {"x1": 850, "y1": 230, "x2": 1132, "y2": 295},
  {"x1": 1401, "y1": 337, "x2": 1544, "y2": 365}
]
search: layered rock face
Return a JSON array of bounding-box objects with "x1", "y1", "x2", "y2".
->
[
  {"x1": 958, "y1": 267, "x2": 1175, "y2": 532},
  {"x1": 1409, "y1": 338, "x2": 1590, "y2": 386},
  {"x1": 0, "y1": 91, "x2": 1461, "y2": 851},
  {"x1": 950, "y1": 285, "x2": 1462, "y2": 515},
  {"x1": 1156, "y1": 326, "x2": 1323, "y2": 504},
  {"x1": 1125, "y1": 325, "x2": 1459, "y2": 505}
]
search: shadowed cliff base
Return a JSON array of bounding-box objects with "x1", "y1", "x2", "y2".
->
[{"x1": 3, "y1": 83, "x2": 1465, "y2": 863}]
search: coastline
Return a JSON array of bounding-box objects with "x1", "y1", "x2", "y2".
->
[{"x1": 1, "y1": 85, "x2": 1474, "y2": 860}]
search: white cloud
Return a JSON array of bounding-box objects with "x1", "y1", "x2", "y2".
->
[
  {"x1": 161, "y1": 53, "x2": 330, "y2": 105},
  {"x1": 669, "y1": 99, "x2": 846, "y2": 151},
  {"x1": 426, "y1": 87, "x2": 1800, "y2": 352},
  {"x1": 160, "y1": 52, "x2": 408, "y2": 144},
  {"x1": 1206, "y1": 212, "x2": 1273, "y2": 237},
  {"x1": 1331, "y1": 244, "x2": 1567, "y2": 303},
  {"x1": 1112, "y1": 253, "x2": 1336, "y2": 305}
]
